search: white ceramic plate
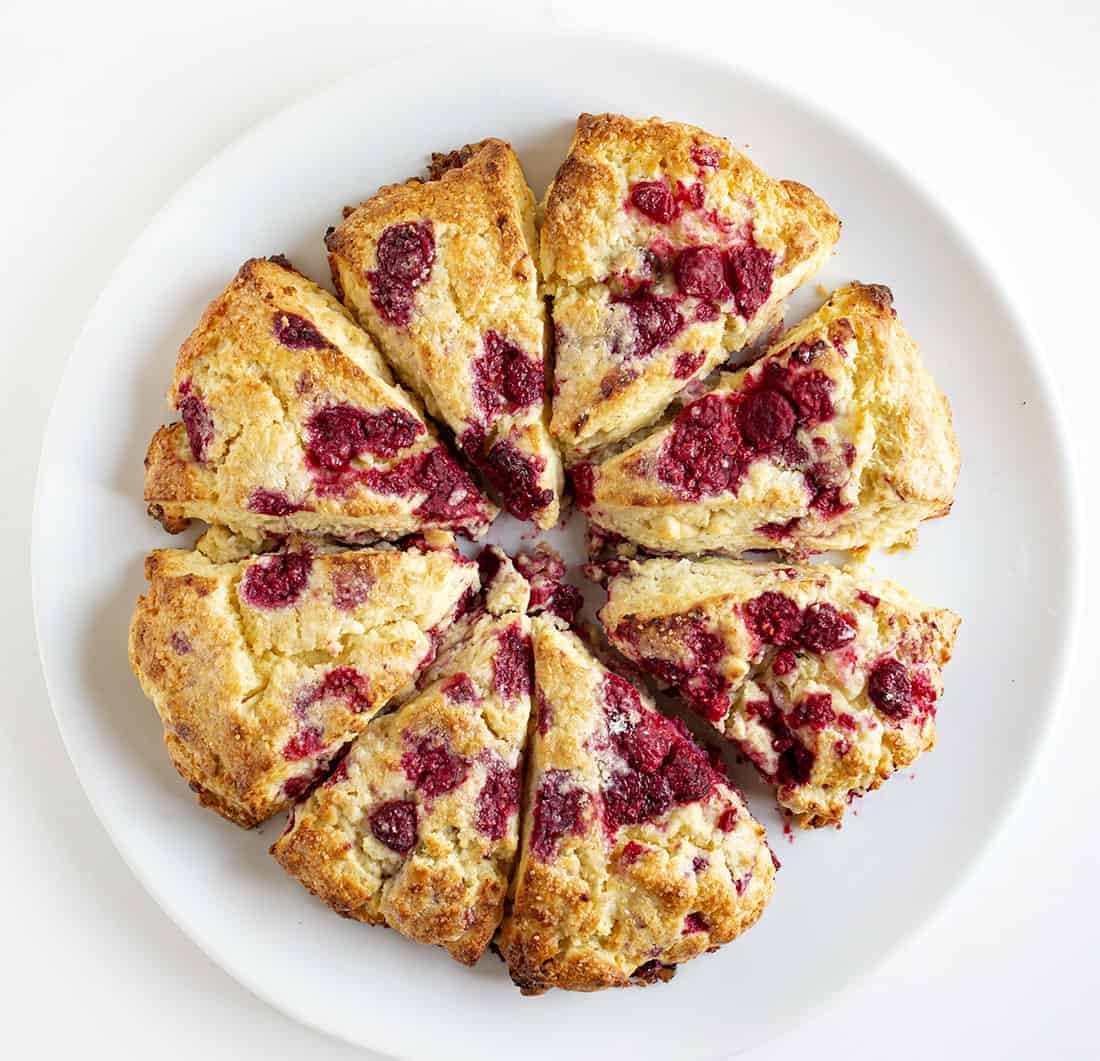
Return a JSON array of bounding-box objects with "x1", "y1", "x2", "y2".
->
[{"x1": 32, "y1": 34, "x2": 1079, "y2": 1061}]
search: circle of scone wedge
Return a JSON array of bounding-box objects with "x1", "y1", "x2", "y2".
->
[{"x1": 127, "y1": 112, "x2": 961, "y2": 993}]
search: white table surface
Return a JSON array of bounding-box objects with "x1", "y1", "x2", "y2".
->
[{"x1": 4, "y1": 1, "x2": 1098, "y2": 1057}]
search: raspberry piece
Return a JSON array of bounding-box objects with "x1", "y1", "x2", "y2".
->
[
  {"x1": 368, "y1": 221, "x2": 435, "y2": 326},
  {"x1": 376, "y1": 221, "x2": 434, "y2": 282},
  {"x1": 571, "y1": 463, "x2": 595, "y2": 508},
  {"x1": 798, "y1": 603, "x2": 856, "y2": 653},
  {"x1": 370, "y1": 799, "x2": 418, "y2": 855},
  {"x1": 307, "y1": 404, "x2": 422, "y2": 470},
  {"x1": 682, "y1": 913, "x2": 708, "y2": 934},
  {"x1": 475, "y1": 755, "x2": 521, "y2": 840},
  {"x1": 656, "y1": 393, "x2": 746, "y2": 500},
  {"x1": 789, "y1": 691, "x2": 836, "y2": 730},
  {"x1": 622, "y1": 292, "x2": 684, "y2": 358},
  {"x1": 493, "y1": 624, "x2": 532, "y2": 703},
  {"x1": 367, "y1": 447, "x2": 485, "y2": 522},
  {"x1": 788, "y1": 370, "x2": 835, "y2": 425},
  {"x1": 247, "y1": 489, "x2": 304, "y2": 516},
  {"x1": 738, "y1": 389, "x2": 797, "y2": 449},
  {"x1": 240, "y1": 552, "x2": 312, "y2": 609},
  {"x1": 691, "y1": 145, "x2": 721, "y2": 168},
  {"x1": 479, "y1": 440, "x2": 553, "y2": 521},
  {"x1": 756, "y1": 518, "x2": 801, "y2": 541},
  {"x1": 726, "y1": 243, "x2": 775, "y2": 318},
  {"x1": 675, "y1": 246, "x2": 728, "y2": 300},
  {"x1": 401, "y1": 736, "x2": 469, "y2": 797},
  {"x1": 536, "y1": 687, "x2": 553, "y2": 734},
  {"x1": 662, "y1": 741, "x2": 714, "y2": 802},
  {"x1": 678, "y1": 181, "x2": 705, "y2": 209},
  {"x1": 471, "y1": 331, "x2": 543, "y2": 418},
  {"x1": 744, "y1": 592, "x2": 802, "y2": 645},
  {"x1": 531, "y1": 769, "x2": 586, "y2": 861},
  {"x1": 680, "y1": 669, "x2": 729, "y2": 722},
  {"x1": 517, "y1": 548, "x2": 584, "y2": 625},
  {"x1": 178, "y1": 393, "x2": 213, "y2": 462},
  {"x1": 283, "y1": 726, "x2": 324, "y2": 762},
  {"x1": 672, "y1": 350, "x2": 706, "y2": 379},
  {"x1": 717, "y1": 807, "x2": 739, "y2": 832},
  {"x1": 330, "y1": 565, "x2": 373, "y2": 611},
  {"x1": 604, "y1": 769, "x2": 673, "y2": 831},
  {"x1": 629, "y1": 180, "x2": 675, "y2": 222},
  {"x1": 602, "y1": 674, "x2": 667, "y2": 770},
  {"x1": 441, "y1": 673, "x2": 478, "y2": 704},
  {"x1": 772, "y1": 648, "x2": 797, "y2": 675},
  {"x1": 368, "y1": 273, "x2": 416, "y2": 325},
  {"x1": 281, "y1": 775, "x2": 313, "y2": 801},
  {"x1": 868, "y1": 658, "x2": 913, "y2": 719},
  {"x1": 272, "y1": 311, "x2": 331, "y2": 350},
  {"x1": 316, "y1": 667, "x2": 371, "y2": 712},
  {"x1": 778, "y1": 741, "x2": 815, "y2": 786}
]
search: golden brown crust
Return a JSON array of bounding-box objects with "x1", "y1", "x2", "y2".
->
[
  {"x1": 541, "y1": 113, "x2": 840, "y2": 460},
  {"x1": 128, "y1": 540, "x2": 479, "y2": 827},
  {"x1": 600, "y1": 557, "x2": 961, "y2": 827},
  {"x1": 497, "y1": 617, "x2": 775, "y2": 993},
  {"x1": 143, "y1": 256, "x2": 496, "y2": 541},
  {"x1": 272, "y1": 557, "x2": 532, "y2": 965},
  {"x1": 327, "y1": 140, "x2": 562, "y2": 528},
  {"x1": 584, "y1": 282, "x2": 960, "y2": 556}
]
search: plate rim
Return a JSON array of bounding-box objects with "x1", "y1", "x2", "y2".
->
[{"x1": 30, "y1": 30, "x2": 1083, "y2": 1059}]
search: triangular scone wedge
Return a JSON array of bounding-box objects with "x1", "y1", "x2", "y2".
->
[
  {"x1": 541, "y1": 113, "x2": 840, "y2": 461},
  {"x1": 128, "y1": 536, "x2": 479, "y2": 827},
  {"x1": 497, "y1": 616, "x2": 775, "y2": 994},
  {"x1": 271, "y1": 552, "x2": 532, "y2": 966},
  {"x1": 578, "y1": 283, "x2": 959, "y2": 556},
  {"x1": 326, "y1": 140, "x2": 563, "y2": 528},
  {"x1": 143, "y1": 256, "x2": 496, "y2": 543},
  {"x1": 600, "y1": 557, "x2": 960, "y2": 827}
]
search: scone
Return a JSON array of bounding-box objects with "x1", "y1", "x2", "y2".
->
[
  {"x1": 599, "y1": 557, "x2": 960, "y2": 827},
  {"x1": 271, "y1": 550, "x2": 532, "y2": 965},
  {"x1": 143, "y1": 256, "x2": 497, "y2": 543},
  {"x1": 497, "y1": 616, "x2": 775, "y2": 994},
  {"x1": 541, "y1": 113, "x2": 840, "y2": 461},
  {"x1": 326, "y1": 140, "x2": 563, "y2": 528},
  {"x1": 513, "y1": 542, "x2": 584, "y2": 625},
  {"x1": 577, "y1": 283, "x2": 959, "y2": 556},
  {"x1": 128, "y1": 537, "x2": 479, "y2": 827}
]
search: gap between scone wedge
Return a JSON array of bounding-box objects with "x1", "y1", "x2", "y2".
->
[
  {"x1": 271, "y1": 549, "x2": 532, "y2": 966},
  {"x1": 327, "y1": 139, "x2": 563, "y2": 529},
  {"x1": 577, "y1": 282, "x2": 959, "y2": 558},
  {"x1": 541, "y1": 112, "x2": 841, "y2": 462}
]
